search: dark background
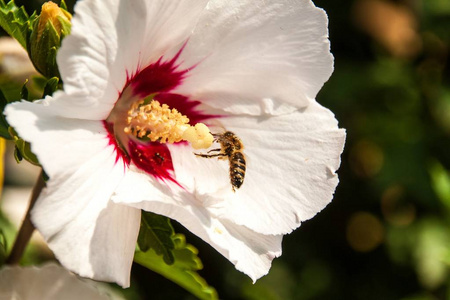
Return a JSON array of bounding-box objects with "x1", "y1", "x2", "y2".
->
[{"x1": 2, "y1": 0, "x2": 450, "y2": 299}]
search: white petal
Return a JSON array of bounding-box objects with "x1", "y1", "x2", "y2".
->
[
  {"x1": 32, "y1": 195, "x2": 140, "y2": 288},
  {"x1": 5, "y1": 101, "x2": 120, "y2": 178},
  {"x1": 50, "y1": 0, "x2": 209, "y2": 120},
  {"x1": 5, "y1": 101, "x2": 140, "y2": 287},
  {"x1": 169, "y1": 101, "x2": 345, "y2": 235},
  {"x1": 220, "y1": 104, "x2": 345, "y2": 234},
  {"x1": 177, "y1": 0, "x2": 333, "y2": 115},
  {"x1": 113, "y1": 0, "x2": 209, "y2": 73},
  {"x1": 112, "y1": 170, "x2": 282, "y2": 281},
  {"x1": 54, "y1": 0, "x2": 120, "y2": 119},
  {"x1": 169, "y1": 143, "x2": 231, "y2": 196},
  {"x1": 32, "y1": 161, "x2": 140, "y2": 287},
  {"x1": 0, "y1": 263, "x2": 120, "y2": 300}
]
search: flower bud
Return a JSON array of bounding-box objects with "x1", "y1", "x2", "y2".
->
[{"x1": 29, "y1": 1, "x2": 71, "y2": 78}]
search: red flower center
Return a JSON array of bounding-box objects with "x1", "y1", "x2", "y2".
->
[{"x1": 105, "y1": 46, "x2": 219, "y2": 185}]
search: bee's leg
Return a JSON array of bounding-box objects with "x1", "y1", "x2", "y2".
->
[
  {"x1": 195, "y1": 153, "x2": 227, "y2": 158},
  {"x1": 207, "y1": 148, "x2": 221, "y2": 154}
]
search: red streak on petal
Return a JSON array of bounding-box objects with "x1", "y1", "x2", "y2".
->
[
  {"x1": 122, "y1": 43, "x2": 223, "y2": 128},
  {"x1": 154, "y1": 93, "x2": 220, "y2": 125},
  {"x1": 128, "y1": 139, "x2": 181, "y2": 187},
  {"x1": 103, "y1": 121, "x2": 130, "y2": 167},
  {"x1": 131, "y1": 47, "x2": 188, "y2": 98},
  {"x1": 111, "y1": 42, "x2": 224, "y2": 183}
]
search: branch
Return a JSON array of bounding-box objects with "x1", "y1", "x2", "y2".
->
[{"x1": 6, "y1": 169, "x2": 45, "y2": 264}]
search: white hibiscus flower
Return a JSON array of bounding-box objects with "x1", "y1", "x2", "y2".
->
[
  {"x1": 5, "y1": 0, "x2": 345, "y2": 288},
  {"x1": 0, "y1": 263, "x2": 124, "y2": 300}
]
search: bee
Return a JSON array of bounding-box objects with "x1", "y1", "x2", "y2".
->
[{"x1": 195, "y1": 131, "x2": 246, "y2": 192}]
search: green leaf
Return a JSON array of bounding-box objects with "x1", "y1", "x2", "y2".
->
[
  {"x1": 9, "y1": 127, "x2": 39, "y2": 165},
  {"x1": 20, "y1": 80, "x2": 28, "y2": 101},
  {"x1": 0, "y1": 90, "x2": 11, "y2": 139},
  {"x1": 43, "y1": 77, "x2": 60, "y2": 97},
  {"x1": 60, "y1": 0, "x2": 68, "y2": 11},
  {"x1": 0, "y1": 229, "x2": 7, "y2": 266},
  {"x1": 138, "y1": 211, "x2": 175, "y2": 265},
  {"x1": 429, "y1": 161, "x2": 450, "y2": 210},
  {"x1": 0, "y1": 0, "x2": 35, "y2": 48},
  {"x1": 15, "y1": 139, "x2": 38, "y2": 165},
  {"x1": 13, "y1": 144, "x2": 22, "y2": 162},
  {"x1": 135, "y1": 234, "x2": 218, "y2": 300},
  {"x1": 0, "y1": 138, "x2": 4, "y2": 198}
]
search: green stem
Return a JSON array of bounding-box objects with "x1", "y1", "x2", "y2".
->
[{"x1": 6, "y1": 170, "x2": 45, "y2": 264}]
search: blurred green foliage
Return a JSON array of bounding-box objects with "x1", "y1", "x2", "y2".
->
[{"x1": 1, "y1": 0, "x2": 449, "y2": 299}]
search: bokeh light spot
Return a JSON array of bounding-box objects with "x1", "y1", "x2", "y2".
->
[
  {"x1": 347, "y1": 212, "x2": 384, "y2": 252},
  {"x1": 381, "y1": 185, "x2": 416, "y2": 226},
  {"x1": 349, "y1": 140, "x2": 384, "y2": 178},
  {"x1": 352, "y1": 0, "x2": 422, "y2": 58}
]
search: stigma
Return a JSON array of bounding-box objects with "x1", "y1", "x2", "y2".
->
[{"x1": 124, "y1": 99, "x2": 214, "y2": 149}]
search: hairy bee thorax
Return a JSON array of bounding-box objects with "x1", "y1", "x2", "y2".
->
[{"x1": 124, "y1": 99, "x2": 214, "y2": 149}]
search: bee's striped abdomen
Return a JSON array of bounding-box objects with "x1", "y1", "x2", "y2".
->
[{"x1": 230, "y1": 152, "x2": 246, "y2": 191}]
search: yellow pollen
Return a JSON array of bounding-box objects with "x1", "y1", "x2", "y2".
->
[
  {"x1": 182, "y1": 123, "x2": 215, "y2": 149},
  {"x1": 124, "y1": 99, "x2": 214, "y2": 149}
]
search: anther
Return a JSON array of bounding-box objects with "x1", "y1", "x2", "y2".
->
[
  {"x1": 125, "y1": 99, "x2": 214, "y2": 149},
  {"x1": 125, "y1": 99, "x2": 190, "y2": 143}
]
